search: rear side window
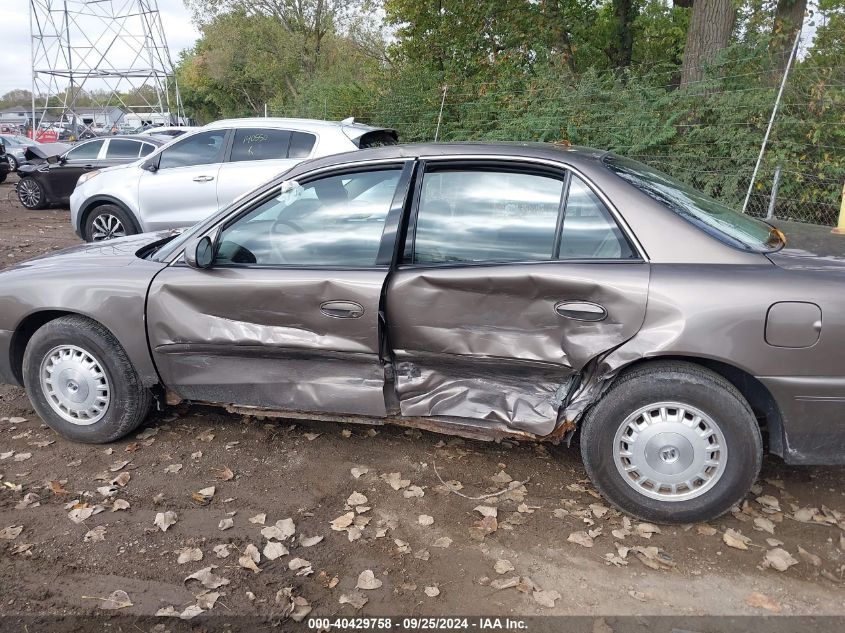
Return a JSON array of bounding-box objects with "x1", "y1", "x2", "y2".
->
[
  {"x1": 413, "y1": 170, "x2": 564, "y2": 264},
  {"x1": 559, "y1": 176, "x2": 637, "y2": 260},
  {"x1": 158, "y1": 130, "x2": 226, "y2": 169},
  {"x1": 288, "y1": 132, "x2": 316, "y2": 158},
  {"x1": 139, "y1": 143, "x2": 156, "y2": 157},
  {"x1": 106, "y1": 139, "x2": 142, "y2": 159},
  {"x1": 231, "y1": 128, "x2": 291, "y2": 162},
  {"x1": 65, "y1": 140, "x2": 104, "y2": 160}
]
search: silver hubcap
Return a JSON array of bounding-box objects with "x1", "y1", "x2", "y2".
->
[
  {"x1": 613, "y1": 402, "x2": 727, "y2": 502},
  {"x1": 91, "y1": 213, "x2": 126, "y2": 241},
  {"x1": 39, "y1": 345, "x2": 110, "y2": 425},
  {"x1": 18, "y1": 179, "x2": 40, "y2": 207}
]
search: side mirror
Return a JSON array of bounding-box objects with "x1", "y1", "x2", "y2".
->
[
  {"x1": 184, "y1": 232, "x2": 217, "y2": 269},
  {"x1": 141, "y1": 156, "x2": 159, "y2": 172}
]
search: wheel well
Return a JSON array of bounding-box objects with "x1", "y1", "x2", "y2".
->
[
  {"x1": 80, "y1": 199, "x2": 140, "y2": 236},
  {"x1": 616, "y1": 356, "x2": 786, "y2": 458},
  {"x1": 9, "y1": 310, "x2": 76, "y2": 384}
]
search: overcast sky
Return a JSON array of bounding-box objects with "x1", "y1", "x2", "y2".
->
[{"x1": 1, "y1": 0, "x2": 200, "y2": 96}]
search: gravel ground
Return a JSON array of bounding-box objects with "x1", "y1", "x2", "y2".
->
[{"x1": 1, "y1": 173, "x2": 844, "y2": 629}]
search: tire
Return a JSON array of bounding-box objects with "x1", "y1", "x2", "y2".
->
[
  {"x1": 22, "y1": 315, "x2": 152, "y2": 443},
  {"x1": 579, "y1": 361, "x2": 762, "y2": 524},
  {"x1": 84, "y1": 204, "x2": 138, "y2": 242},
  {"x1": 17, "y1": 176, "x2": 47, "y2": 209},
  {"x1": 8, "y1": 156, "x2": 17, "y2": 170}
]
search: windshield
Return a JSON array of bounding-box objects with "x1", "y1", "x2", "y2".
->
[{"x1": 604, "y1": 154, "x2": 785, "y2": 253}]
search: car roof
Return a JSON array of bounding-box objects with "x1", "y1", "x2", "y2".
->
[
  {"x1": 286, "y1": 141, "x2": 610, "y2": 177},
  {"x1": 203, "y1": 117, "x2": 388, "y2": 134},
  {"x1": 80, "y1": 134, "x2": 164, "y2": 145}
]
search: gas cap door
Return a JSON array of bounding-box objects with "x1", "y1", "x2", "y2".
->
[{"x1": 765, "y1": 301, "x2": 822, "y2": 348}]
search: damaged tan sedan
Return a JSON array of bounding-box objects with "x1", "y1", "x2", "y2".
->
[{"x1": 1, "y1": 143, "x2": 842, "y2": 523}]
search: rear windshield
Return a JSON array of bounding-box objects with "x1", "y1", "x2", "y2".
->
[{"x1": 604, "y1": 154, "x2": 784, "y2": 253}]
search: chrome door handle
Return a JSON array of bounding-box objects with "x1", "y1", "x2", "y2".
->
[
  {"x1": 193, "y1": 175, "x2": 214, "y2": 182},
  {"x1": 320, "y1": 300, "x2": 365, "y2": 319},
  {"x1": 554, "y1": 301, "x2": 607, "y2": 322}
]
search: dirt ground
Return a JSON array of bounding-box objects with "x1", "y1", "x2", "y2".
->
[{"x1": 1, "y1": 173, "x2": 844, "y2": 629}]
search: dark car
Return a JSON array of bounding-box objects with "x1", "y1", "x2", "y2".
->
[
  {"x1": 0, "y1": 142, "x2": 843, "y2": 524},
  {"x1": 0, "y1": 141, "x2": 10, "y2": 183},
  {"x1": 16, "y1": 135, "x2": 163, "y2": 209}
]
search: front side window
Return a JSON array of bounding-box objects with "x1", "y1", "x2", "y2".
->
[
  {"x1": 215, "y1": 169, "x2": 401, "y2": 267},
  {"x1": 230, "y1": 128, "x2": 291, "y2": 162},
  {"x1": 412, "y1": 170, "x2": 564, "y2": 264},
  {"x1": 106, "y1": 139, "x2": 142, "y2": 159},
  {"x1": 559, "y1": 176, "x2": 637, "y2": 260},
  {"x1": 65, "y1": 140, "x2": 104, "y2": 160},
  {"x1": 158, "y1": 130, "x2": 226, "y2": 170}
]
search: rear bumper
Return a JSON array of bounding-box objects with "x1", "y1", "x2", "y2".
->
[
  {"x1": 0, "y1": 329, "x2": 20, "y2": 386},
  {"x1": 760, "y1": 375, "x2": 845, "y2": 465}
]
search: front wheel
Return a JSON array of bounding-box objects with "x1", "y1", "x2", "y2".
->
[
  {"x1": 22, "y1": 315, "x2": 152, "y2": 443},
  {"x1": 8, "y1": 155, "x2": 18, "y2": 170},
  {"x1": 84, "y1": 204, "x2": 137, "y2": 242},
  {"x1": 17, "y1": 176, "x2": 46, "y2": 209},
  {"x1": 579, "y1": 361, "x2": 762, "y2": 524}
]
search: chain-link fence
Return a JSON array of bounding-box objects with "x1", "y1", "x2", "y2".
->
[{"x1": 269, "y1": 56, "x2": 845, "y2": 226}]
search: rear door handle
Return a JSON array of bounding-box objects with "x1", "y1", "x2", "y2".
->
[
  {"x1": 320, "y1": 300, "x2": 365, "y2": 319},
  {"x1": 555, "y1": 301, "x2": 607, "y2": 322},
  {"x1": 193, "y1": 175, "x2": 214, "y2": 182}
]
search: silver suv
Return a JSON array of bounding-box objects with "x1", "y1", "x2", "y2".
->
[{"x1": 69, "y1": 117, "x2": 397, "y2": 241}]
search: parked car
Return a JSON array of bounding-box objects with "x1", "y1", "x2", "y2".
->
[
  {"x1": 0, "y1": 134, "x2": 40, "y2": 170},
  {"x1": 70, "y1": 117, "x2": 398, "y2": 242},
  {"x1": 0, "y1": 142, "x2": 10, "y2": 183},
  {"x1": 1, "y1": 142, "x2": 841, "y2": 523},
  {"x1": 16, "y1": 135, "x2": 163, "y2": 211},
  {"x1": 137, "y1": 125, "x2": 199, "y2": 140}
]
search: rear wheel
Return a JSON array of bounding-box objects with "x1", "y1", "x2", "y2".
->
[
  {"x1": 17, "y1": 177, "x2": 46, "y2": 209},
  {"x1": 84, "y1": 204, "x2": 137, "y2": 242},
  {"x1": 22, "y1": 315, "x2": 152, "y2": 443},
  {"x1": 8, "y1": 155, "x2": 18, "y2": 170},
  {"x1": 579, "y1": 361, "x2": 762, "y2": 524}
]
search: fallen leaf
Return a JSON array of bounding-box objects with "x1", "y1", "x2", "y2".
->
[
  {"x1": 567, "y1": 531, "x2": 594, "y2": 548},
  {"x1": 213, "y1": 543, "x2": 232, "y2": 558},
  {"x1": 83, "y1": 525, "x2": 106, "y2": 542},
  {"x1": 347, "y1": 491, "x2": 368, "y2": 506},
  {"x1": 109, "y1": 460, "x2": 130, "y2": 472},
  {"x1": 797, "y1": 546, "x2": 822, "y2": 567},
  {"x1": 192, "y1": 486, "x2": 216, "y2": 504},
  {"x1": 16, "y1": 493, "x2": 40, "y2": 509},
  {"x1": 330, "y1": 512, "x2": 355, "y2": 531},
  {"x1": 632, "y1": 545, "x2": 675, "y2": 570},
  {"x1": 351, "y1": 466, "x2": 369, "y2": 479},
  {"x1": 215, "y1": 466, "x2": 234, "y2": 481},
  {"x1": 380, "y1": 472, "x2": 411, "y2": 490},
  {"x1": 424, "y1": 585, "x2": 440, "y2": 597},
  {"x1": 179, "y1": 604, "x2": 205, "y2": 620},
  {"x1": 745, "y1": 591, "x2": 782, "y2": 613},
  {"x1": 111, "y1": 472, "x2": 130, "y2": 487},
  {"x1": 238, "y1": 544, "x2": 261, "y2": 573},
  {"x1": 356, "y1": 569, "x2": 383, "y2": 590},
  {"x1": 153, "y1": 511, "x2": 177, "y2": 532},
  {"x1": 98, "y1": 590, "x2": 132, "y2": 610},
  {"x1": 261, "y1": 518, "x2": 295, "y2": 540},
  {"x1": 763, "y1": 547, "x2": 798, "y2": 572},
  {"x1": 299, "y1": 534, "x2": 323, "y2": 547},
  {"x1": 185, "y1": 566, "x2": 230, "y2": 589},
  {"x1": 418, "y1": 514, "x2": 434, "y2": 526},
  {"x1": 177, "y1": 547, "x2": 203, "y2": 564},
  {"x1": 756, "y1": 495, "x2": 781, "y2": 512},
  {"x1": 164, "y1": 464, "x2": 182, "y2": 474},
  {"x1": 249, "y1": 513, "x2": 266, "y2": 525},
  {"x1": 339, "y1": 591, "x2": 368, "y2": 609},
  {"x1": 433, "y1": 536, "x2": 452, "y2": 548},
  {"x1": 590, "y1": 503, "x2": 609, "y2": 518},
  {"x1": 469, "y1": 515, "x2": 498, "y2": 540},
  {"x1": 492, "y1": 470, "x2": 513, "y2": 484},
  {"x1": 635, "y1": 523, "x2": 661, "y2": 539},
  {"x1": 289, "y1": 557, "x2": 313, "y2": 576},
  {"x1": 753, "y1": 517, "x2": 776, "y2": 534},
  {"x1": 490, "y1": 576, "x2": 520, "y2": 590},
  {"x1": 263, "y1": 541, "x2": 289, "y2": 560},
  {"x1": 723, "y1": 528, "x2": 751, "y2": 550},
  {"x1": 494, "y1": 559, "x2": 515, "y2": 574},
  {"x1": 474, "y1": 505, "x2": 498, "y2": 518},
  {"x1": 13, "y1": 453, "x2": 32, "y2": 462},
  {"x1": 533, "y1": 589, "x2": 561, "y2": 608},
  {"x1": 111, "y1": 499, "x2": 130, "y2": 512},
  {"x1": 276, "y1": 587, "x2": 311, "y2": 622},
  {"x1": 48, "y1": 480, "x2": 68, "y2": 495},
  {"x1": 218, "y1": 517, "x2": 234, "y2": 531},
  {"x1": 403, "y1": 485, "x2": 425, "y2": 498}
]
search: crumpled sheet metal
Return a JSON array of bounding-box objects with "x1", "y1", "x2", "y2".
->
[
  {"x1": 386, "y1": 263, "x2": 649, "y2": 435},
  {"x1": 394, "y1": 360, "x2": 563, "y2": 436},
  {"x1": 146, "y1": 266, "x2": 389, "y2": 416}
]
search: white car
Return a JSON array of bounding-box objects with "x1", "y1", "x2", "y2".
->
[
  {"x1": 137, "y1": 125, "x2": 200, "y2": 141},
  {"x1": 70, "y1": 117, "x2": 398, "y2": 241}
]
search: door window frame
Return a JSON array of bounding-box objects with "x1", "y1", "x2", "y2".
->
[
  {"x1": 177, "y1": 159, "x2": 416, "y2": 271},
  {"x1": 399, "y1": 158, "x2": 646, "y2": 269},
  {"x1": 151, "y1": 129, "x2": 232, "y2": 171},
  {"x1": 63, "y1": 138, "x2": 106, "y2": 161}
]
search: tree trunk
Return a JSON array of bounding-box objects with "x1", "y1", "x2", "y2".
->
[
  {"x1": 680, "y1": 0, "x2": 735, "y2": 86},
  {"x1": 608, "y1": 0, "x2": 637, "y2": 69},
  {"x1": 772, "y1": 0, "x2": 806, "y2": 71}
]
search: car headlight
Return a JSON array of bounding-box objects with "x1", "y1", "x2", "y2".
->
[{"x1": 76, "y1": 170, "x2": 100, "y2": 187}]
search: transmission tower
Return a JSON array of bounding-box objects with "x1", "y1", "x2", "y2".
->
[{"x1": 29, "y1": 0, "x2": 185, "y2": 136}]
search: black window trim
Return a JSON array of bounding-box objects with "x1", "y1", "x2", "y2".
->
[
  {"x1": 64, "y1": 138, "x2": 104, "y2": 161},
  {"x1": 399, "y1": 158, "x2": 645, "y2": 270},
  {"x1": 197, "y1": 160, "x2": 415, "y2": 272},
  {"x1": 156, "y1": 128, "x2": 231, "y2": 171},
  {"x1": 104, "y1": 138, "x2": 143, "y2": 160}
]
